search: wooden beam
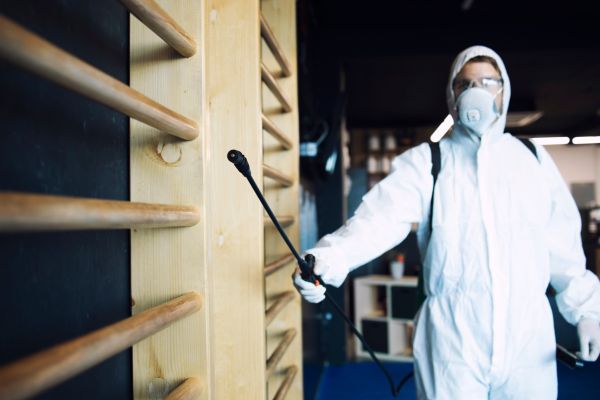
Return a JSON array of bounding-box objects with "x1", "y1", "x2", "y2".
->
[
  {"x1": 262, "y1": 114, "x2": 293, "y2": 150},
  {"x1": 203, "y1": 0, "x2": 266, "y2": 398},
  {"x1": 265, "y1": 254, "x2": 295, "y2": 277},
  {"x1": 266, "y1": 329, "x2": 297, "y2": 380},
  {"x1": 260, "y1": 13, "x2": 291, "y2": 77},
  {"x1": 0, "y1": 15, "x2": 198, "y2": 140},
  {"x1": 265, "y1": 292, "x2": 295, "y2": 326},
  {"x1": 263, "y1": 164, "x2": 293, "y2": 187},
  {"x1": 0, "y1": 192, "x2": 199, "y2": 232},
  {"x1": 273, "y1": 366, "x2": 298, "y2": 400},
  {"x1": 165, "y1": 377, "x2": 202, "y2": 400},
  {"x1": 261, "y1": 62, "x2": 292, "y2": 113},
  {"x1": 130, "y1": 1, "x2": 206, "y2": 398},
  {"x1": 120, "y1": 0, "x2": 197, "y2": 57},
  {"x1": 0, "y1": 293, "x2": 202, "y2": 400}
]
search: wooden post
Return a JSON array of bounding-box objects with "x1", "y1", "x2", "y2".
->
[
  {"x1": 120, "y1": 0, "x2": 197, "y2": 57},
  {"x1": 204, "y1": 0, "x2": 266, "y2": 398},
  {"x1": 0, "y1": 192, "x2": 199, "y2": 232},
  {"x1": 129, "y1": 1, "x2": 207, "y2": 398},
  {"x1": 261, "y1": 1, "x2": 303, "y2": 398},
  {"x1": 0, "y1": 16, "x2": 198, "y2": 140},
  {"x1": 0, "y1": 293, "x2": 202, "y2": 400}
]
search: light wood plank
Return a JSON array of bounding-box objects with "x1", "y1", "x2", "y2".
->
[
  {"x1": 264, "y1": 215, "x2": 294, "y2": 228},
  {"x1": 0, "y1": 15, "x2": 198, "y2": 140},
  {"x1": 0, "y1": 192, "x2": 199, "y2": 232},
  {"x1": 204, "y1": 0, "x2": 266, "y2": 398},
  {"x1": 0, "y1": 293, "x2": 201, "y2": 400},
  {"x1": 130, "y1": 1, "x2": 207, "y2": 399},
  {"x1": 120, "y1": 0, "x2": 197, "y2": 57},
  {"x1": 261, "y1": 1, "x2": 303, "y2": 398}
]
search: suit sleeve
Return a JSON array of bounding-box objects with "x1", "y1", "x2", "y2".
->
[
  {"x1": 539, "y1": 145, "x2": 600, "y2": 324},
  {"x1": 305, "y1": 143, "x2": 433, "y2": 287}
]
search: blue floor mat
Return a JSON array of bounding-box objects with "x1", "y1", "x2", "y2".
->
[{"x1": 314, "y1": 360, "x2": 600, "y2": 400}]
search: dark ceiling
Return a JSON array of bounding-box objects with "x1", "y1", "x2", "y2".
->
[{"x1": 301, "y1": 0, "x2": 600, "y2": 138}]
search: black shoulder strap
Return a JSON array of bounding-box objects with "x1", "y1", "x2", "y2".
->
[
  {"x1": 517, "y1": 137, "x2": 539, "y2": 161},
  {"x1": 428, "y1": 142, "x2": 441, "y2": 233}
]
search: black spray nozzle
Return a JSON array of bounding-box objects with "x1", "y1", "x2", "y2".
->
[
  {"x1": 300, "y1": 253, "x2": 320, "y2": 284},
  {"x1": 227, "y1": 149, "x2": 251, "y2": 177}
]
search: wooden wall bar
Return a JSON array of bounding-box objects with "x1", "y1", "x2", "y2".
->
[
  {"x1": 0, "y1": 293, "x2": 201, "y2": 400},
  {"x1": 262, "y1": 114, "x2": 293, "y2": 150},
  {"x1": 273, "y1": 366, "x2": 299, "y2": 400},
  {"x1": 261, "y1": 0, "x2": 303, "y2": 398},
  {"x1": 261, "y1": 63, "x2": 293, "y2": 113},
  {"x1": 129, "y1": 1, "x2": 208, "y2": 398},
  {"x1": 0, "y1": 192, "x2": 199, "y2": 232},
  {"x1": 165, "y1": 377, "x2": 202, "y2": 400},
  {"x1": 120, "y1": 0, "x2": 197, "y2": 57},
  {"x1": 204, "y1": 0, "x2": 266, "y2": 398},
  {"x1": 0, "y1": 16, "x2": 199, "y2": 141},
  {"x1": 260, "y1": 13, "x2": 292, "y2": 77}
]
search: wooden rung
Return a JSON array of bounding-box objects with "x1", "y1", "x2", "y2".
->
[
  {"x1": 262, "y1": 114, "x2": 293, "y2": 150},
  {"x1": 265, "y1": 254, "x2": 295, "y2": 277},
  {"x1": 272, "y1": 366, "x2": 298, "y2": 400},
  {"x1": 0, "y1": 16, "x2": 198, "y2": 140},
  {"x1": 264, "y1": 215, "x2": 294, "y2": 228},
  {"x1": 120, "y1": 0, "x2": 197, "y2": 57},
  {"x1": 260, "y1": 13, "x2": 292, "y2": 78},
  {"x1": 0, "y1": 192, "x2": 200, "y2": 232},
  {"x1": 265, "y1": 292, "x2": 295, "y2": 326},
  {"x1": 165, "y1": 377, "x2": 202, "y2": 400},
  {"x1": 0, "y1": 293, "x2": 202, "y2": 400},
  {"x1": 261, "y1": 62, "x2": 292, "y2": 113},
  {"x1": 263, "y1": 164, "x2": 293, "y2": 187},
  {"x1": 266, "y1": 329, "x2": 297, "y2": 380}
]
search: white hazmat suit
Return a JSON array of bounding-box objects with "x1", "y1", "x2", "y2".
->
[{"x1": 295, "y1": 46, "x2": 600, "y2": 399}]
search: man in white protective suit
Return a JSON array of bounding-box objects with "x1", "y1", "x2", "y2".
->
[{"x1": 293, "y1": 45, "x2": 600, "y2": 399}]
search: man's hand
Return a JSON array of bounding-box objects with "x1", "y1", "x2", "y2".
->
[
  {"x1": 577, "y1": 318, "x2": 600, "y2": 362},
  {"x1": 292, "y1": 268, "x2": 326, "y2": 303}
]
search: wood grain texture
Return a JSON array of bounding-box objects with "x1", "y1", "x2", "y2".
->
[
  {"x1": 264, "y1": 215, "x2": 295, "y2": 228},
  {"x1": 272, "y1": 366, "x2": 298, "y2": 400},
  {"x1": 263, "y1": 164, "x2": 294, "y2": 187},
  {"x1": 165, "y1": 377, "x2": 202, "y2": 400},
  {"x1": 261, "y1": 1, "x2": 303, "y2": 398},
  {"x1": 204, "y1": 0, "x2": 266, "y2": 398},
  {"x1": 265, "y1": 254, "x2": 295, "y2": 277},
  {"x1": 261, "y1": 62, "x2": 292, "y2": 113},
  {"x1": 130, "y1": 1, "x2": 208, "y2": 399},
  {"x1": 0, "y1": 15, "x2": 198, "y2": 140},
  {"x1": 120, "y1": 0, "x2": 197, "y2": 57},
  {"x1": 0, "y1": 192, "x2": 199, "y2": 232},
  {"x1": 260, "y1": 13, "x2": 291, "y2": 77},
  {"x1": 262, "y1": 114, "x2": 293, "y2": 150},
  {"x1": 0, "y1": 293, "x2": 202, "y2": 400}
]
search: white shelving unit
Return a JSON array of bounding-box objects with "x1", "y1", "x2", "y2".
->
[{"x1": 353, "y1": 275, "x2": 418, "y2": 362}]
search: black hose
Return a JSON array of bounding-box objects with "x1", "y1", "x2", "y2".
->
[{"x1": 228, "y1": 149, "x2": 414, "y2": 397}]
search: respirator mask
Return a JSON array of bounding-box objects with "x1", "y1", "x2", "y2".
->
[{"x1": 454, "y1": 77, "x2": 503, "y2": 136}]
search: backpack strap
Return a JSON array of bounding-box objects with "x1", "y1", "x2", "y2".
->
[
  {"x1": 428, "y1": 142, "x2": 441, "y2": 233},
  {"x1": 517, "y1": 137, "x2": 539, "y2": 161}
]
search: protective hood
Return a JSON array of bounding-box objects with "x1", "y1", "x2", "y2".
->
[{"x1": 446, "y1": 45, "x2": 511, "y2": 141}]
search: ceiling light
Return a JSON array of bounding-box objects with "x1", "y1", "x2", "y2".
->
[
  {"x1": 572, "y1": 136, "x2": 600, "y2": 145},
  {"x1": 430, "y1": 114, "x2": 454, "y2": 143},
  {"x1": 530, "y1": 136, "x2": 570, "y2": 146},
  {"x1": 505, "y1": 111, "x2": 544, "y2": 128}
]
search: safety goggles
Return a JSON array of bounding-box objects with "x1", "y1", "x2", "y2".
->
[{"x1": 453, "y1": 76, "x2": 503, "y2": 97}]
